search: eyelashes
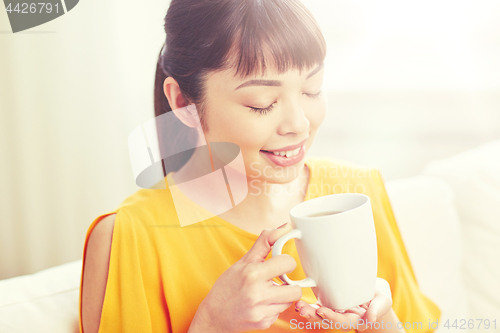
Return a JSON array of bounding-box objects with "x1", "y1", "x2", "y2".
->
[
  {"x1": 249, "y1": 91, "x2": 322, "y2": 115},
  {"x1": 249, "y1": 103, "x2": 276, "y2": 115},
  {"x1": 304, "y1": 91, "x2": 322, "y2": 99}
]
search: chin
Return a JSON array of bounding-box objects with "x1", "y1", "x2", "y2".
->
[
  {"x1": 244, "y1": 150, "x2": 306, "y2": 181},
  {"x1": 262, "y1": 162, "x2": 305, "y2": 184}
]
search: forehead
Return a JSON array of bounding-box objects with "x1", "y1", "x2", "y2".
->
[{"x1": 204, "y1": 37, "x2": 324, "y2": 91}]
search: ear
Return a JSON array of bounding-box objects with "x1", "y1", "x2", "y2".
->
[
  {"x1": 163, "y1": 76, "x2": 190, "y2": 110},
  {"x1": 163, "y1": 77, "x2": 201, "y2": 128}
]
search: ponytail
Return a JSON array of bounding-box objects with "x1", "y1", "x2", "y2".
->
[
  {"x1": 154, "y1": 44, "x2": 172, "y2": 117},
  {"x1": 153, "y1": 44, "x2": 198, "y2": 173}
]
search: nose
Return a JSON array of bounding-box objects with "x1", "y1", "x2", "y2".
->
[{"x1": 277, "y1": 98, "x2": 310, "y2": 136}]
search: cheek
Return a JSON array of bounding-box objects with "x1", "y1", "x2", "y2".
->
[
  {"x1": 306, "y1": 99, "x2": 327, "y2": 130},
  {"x1": 204, "y1": 109, "x2": 271, "y2": 151}
]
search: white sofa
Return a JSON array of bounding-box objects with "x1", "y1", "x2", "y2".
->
[{"x1": 1, "y1": 140, "x2": 499, "y2": 333}]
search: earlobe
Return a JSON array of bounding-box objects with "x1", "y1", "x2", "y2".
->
[
  {"x1": 163, "y1": 77, "x2": 200, "y2": 128},
  {"x1": 172, "y1": 104, "x2": 202, "y2": 128}
]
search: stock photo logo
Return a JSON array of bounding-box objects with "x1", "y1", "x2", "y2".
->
[
  {"x1": 128, "y1": 104, "x2": 248, "y2": 227},
  {"x1": 3, "y1": 0, "x2": 78, "y2": 33}
]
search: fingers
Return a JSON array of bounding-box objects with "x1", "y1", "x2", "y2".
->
[
  {"x1": 298, "y1": 301, "x2": 364, "y2": 332},
  {"x1": 242, "y1": 222, "x2": 292, "y2": 263},
  {"x1": 301, "y1": 295, "x2": 322, "y2": 310},
  {"x1": 293, "y1": 278, "x2": 393, "y2": 332},
  {"x1": 266, "y1": 302, "x2": 294, "y2": 315},
  {"x1": 364, "y1": 278, "x2": 392, "y2": 323},
  {"x1": 364, "y1": 292, "x2": 392, "y2": 323},
  {"x1": 343, "y1": 305, "x2": 366, "y2": 318},
  {"x1": 264, "y1": 284, "x2": 302, "y2": 304},
  {"x1": 259, "y1": 253, "x2": 297, "y2": 280},
  {"x1": 315, "y1": 307, "x2": 364, "y2": 332},
  {"x1": 295, "y1": 302, "x2": 324, "y2": 321},
  {"x1": 360, "y1": 300, "x2": 371, "y2": 311},
  {"x1": 295, "y1": 302, "x2": 367, "y2": 332}
]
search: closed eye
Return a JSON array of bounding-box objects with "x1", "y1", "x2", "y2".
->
[
  {"x1": 303, "y1": 91, "x2": 322, "y2": 99},
  {"x1": 249, "y1": 102, "x2": 276, "y2": 115},
  {"x1": 248, "y1": 91, "x2": 321, "y2": 115}
]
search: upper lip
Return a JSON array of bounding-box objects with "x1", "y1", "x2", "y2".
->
[{"x1": 261, "y1": 138, "x2": 308, "y2": 152}]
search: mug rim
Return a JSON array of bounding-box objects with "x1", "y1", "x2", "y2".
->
[{"x1": 290, "y1": 193, "x2": 370, "y2": 219}]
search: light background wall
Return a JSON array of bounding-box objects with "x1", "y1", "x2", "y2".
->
[{"x1": 1, "y1": 0, "x2": 499, "y2": 279}]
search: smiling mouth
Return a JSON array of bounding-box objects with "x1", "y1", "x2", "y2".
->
[
  {"x1": 259, "y1": 145, "x2": 306, "y2": 167},
  {"x1": 260, "y1": 138, "x2": 308, "y2": 157},
  {"x1": 260, "y1": 146, "x2": 302, "y2": 158}
]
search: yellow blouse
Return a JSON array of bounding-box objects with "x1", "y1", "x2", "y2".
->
[{"x1": 78, "y1": 156, "x2": 440, "y2": 332}]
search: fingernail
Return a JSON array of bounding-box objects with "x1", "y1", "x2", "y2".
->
[
  {"x1": 295, "y1": 306, "x2": 300, "y2": 312},
  {"x1": 316, "y1": 312, "x2": 326, "y2": 319},
  {"x1": 299, "y1": 313, "x2": 310, "y2": 318},
  {"x1": 277, "y1": 222, "x2": 288, "y2": 229}
]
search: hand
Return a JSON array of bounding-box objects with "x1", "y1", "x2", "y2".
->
[
  {"x1": 190, "y1": 222, "x2": 302, "y2": 333},
  {"x1": 295, "y1": 277, "x2": 393, "y2": 332}
]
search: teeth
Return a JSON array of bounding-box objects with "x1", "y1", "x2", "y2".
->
[{"x1": 267, "y1": 146, "x2": 303, "y2": 158}]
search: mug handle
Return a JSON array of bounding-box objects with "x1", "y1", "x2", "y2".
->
[{"x1": 272, "y1": 229, "x2": 317, "y2": 288}]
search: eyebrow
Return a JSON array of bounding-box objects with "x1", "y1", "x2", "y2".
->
[{"x1": 234, "y1": 63, "x2": 324, "y2": 90}]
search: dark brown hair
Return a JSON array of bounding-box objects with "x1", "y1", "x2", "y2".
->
[{"x1": 154, "y1": 0, "x2": 326, "y2": 172}]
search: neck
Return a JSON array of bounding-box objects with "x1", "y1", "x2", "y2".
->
[
  {"x1": 172, "y1": 146, "x2": 310, "y2": 231},
  {"x1": 222, "y1": 165, "x2": 310, "y2": 229}
]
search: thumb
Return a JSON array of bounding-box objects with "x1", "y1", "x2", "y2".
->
[
  {"x1": 242, "y1": 222, "x2": 293, "y2": 263},
  {"x1": 364, "y1": 278, "x2": 392, "y2": 323}
]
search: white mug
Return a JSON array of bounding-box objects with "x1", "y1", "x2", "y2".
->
[{"x1": 272, "y1": 193, "x2": 378, "y2": 310}]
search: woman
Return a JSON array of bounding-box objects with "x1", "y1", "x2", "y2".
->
[{"x1": 79, "y1": 0, "x2": 441, "y2": 332}]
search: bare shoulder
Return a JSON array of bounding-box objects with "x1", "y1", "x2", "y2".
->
[{"x1": 82, "y1": 213, "x2": 116, "y2": 333}]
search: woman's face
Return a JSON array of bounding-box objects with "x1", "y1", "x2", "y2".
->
[{"x1": 201, "y1": 61, "x2": 327, "y2": 184}]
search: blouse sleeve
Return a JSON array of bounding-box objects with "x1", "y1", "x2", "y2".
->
[
  {"x1": 371, "y1": 169, "x2": 441, "y2": 333},
  {"x1": 79, "y1": 209, "x2": 161, "y2": 333}
]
